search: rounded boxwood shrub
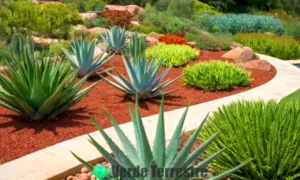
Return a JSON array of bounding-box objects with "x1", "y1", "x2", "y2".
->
[
  {"x1": 183, "y1": 60, "x2": 251, "y2": 91},
  {"x1": 146, "y1": 43, "x2": 199, "y2": 67},
  {"x1": 199, "y1": 100, "x2": 300, "y2": 179}
]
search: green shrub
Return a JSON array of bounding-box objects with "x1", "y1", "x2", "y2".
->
[
  {"x1": 154, "y1": 0, "x2": 171, "y2": 11},
  {"x1": 235, "y1": 33, "x2": 300, "y2": 60},
  {"x1": 48, "y1": 41, "x2": 71, "y2": 59},
  {"x1": 146, "y1": 43, "x2": 199, "y2": 67},
  {"x1": 193, "y1": 0, "x2": 223, "y2": 16},
  {"x1": 134, "y1": 24, "x2": 164, "y2": 34},
  {"x1": 167, "y1": 0, "x2": 194, "y2": 18},
  {"x1": 5, "y1": 2, "x2": 81, "y2": 39},
  {"x1": 83, "y1": 17, "x2": 107, "y2": 28},
  {"x1": 199, "y1": 100, "x2": 300, "y2": 179},
  {"x1": 63, "y1": 0, "x2": 106, "y2": 12},
  {"x1": 0, "y1": 4, "x2": 11, "y2": 36},
  {"x1": 183, "y1": 61, "x2": 251, "y2": 91},
  {"x1": 202, "y1": 14, "x2": 286, "y2": 35}
]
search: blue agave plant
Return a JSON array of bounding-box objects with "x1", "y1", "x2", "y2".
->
[
  {"x1": 100, "y1": 27, "x2": 127, "y2": 54},
  {"x1": 63, "y1": 39, "x2": 114, "y2": 77}
]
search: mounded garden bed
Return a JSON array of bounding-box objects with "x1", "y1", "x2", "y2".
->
[{"x1": 0, "y1": 50, "x2": 276, "y2": 164}]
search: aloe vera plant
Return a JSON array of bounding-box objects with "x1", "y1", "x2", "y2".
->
[
  {"x1": 0, "y1": 51, "x2": 98, "y2": 121},
  {"x1": 72, "y1": 96, "x2": 252, "y2": 179},
  {"x1": 101, "y1": 55, "x2": 180, "y2": 100},
  {"x1": 63, "y1": 39, "x2": 114, "y2": 77},
  {"x1": 100, "y1": 27, "x2": 127, "y2": 54}
]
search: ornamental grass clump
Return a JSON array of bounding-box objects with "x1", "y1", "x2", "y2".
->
[
  {"x1": 0, "y1": 51, "x2": 98, "y2": 121},
  {"x1": 235, "y1": 33, "x2": 300, "y2": 60},
  {"x1": 63, "y1": 38, "x2": 114, "y2": 77},
  {"x1": 146, "y1": 43, "x2": 199, "y2": 67},
  {"x1": 183, "y1": 61, "x2": 252, "y2": 91},
  {"x1": 72, "y1": 96, "x2": 252, "y2": 179},
  {"x1": 199, "y1": 100, "x2": 300, "y2": 179}
]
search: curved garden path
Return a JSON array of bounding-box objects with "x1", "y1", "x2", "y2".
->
[{"x1": 1, "y1": 54, "x2": 300, "y2": 180}]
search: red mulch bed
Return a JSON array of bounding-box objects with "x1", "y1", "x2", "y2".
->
[{"x1": 0, "y1": 50, "x2": 276, "y2": 164}]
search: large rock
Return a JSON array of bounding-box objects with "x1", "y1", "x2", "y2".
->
[
  {"x1": 146, "y1": 32, "x2": 160, "y2": 40},
  {"x1": 80, "y1": 12, "x2": 98, "y2": 22},
  {"x1": 222, "y1": 47, "x2": 258, "y2": 63},
  {"x1": 104, "y1": 5, "x2": 144, "y2": 16},
  {"x1": 236, "y1": 60, "x2": 272, "y2": 71}
]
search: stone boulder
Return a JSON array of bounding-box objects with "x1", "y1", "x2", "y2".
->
[
  {"x1": 80, "y1": 12, "x2": 98, "y2": 22},
  {"x1": 236, "y1": 60, "x2": 272, "y2": 71},
  {"x1": 88, "y1": 27, "x2": 107, "y2": 35},
  {"x1": 147, "y1": 32, "x2": 160, "y2": 40},
  {"x1": 146, "y1": 37, "x2": 159, "y2": 47},
  {"x1": 222, "y1": 46, "x2": 259, "y2": 63},
  {"x1": 104, "y1": 5, "x2": 144, "y2": 16},
  {"x1": 187, "y1": 42, "x2": 196, "y2": 48}
]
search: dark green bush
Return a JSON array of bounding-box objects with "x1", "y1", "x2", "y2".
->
[
  {"x1": 167, "y1": 0, "x2": 194, "y2": 18},
  {"x1": 63, "y1": 0, "x2": 106, "y2": 12},
  {"x1": 235, "y1": 33, "x2": 300, "y2": 60},
  {"x1": 199, "y1": 100, "x2": 300, "y2": 179},
  {"x1": 183, "y1": 60, "x2": 251, "y2": 91},
  {"x1": 202, "y1": 14, "x2": 286, "y2": 35}
]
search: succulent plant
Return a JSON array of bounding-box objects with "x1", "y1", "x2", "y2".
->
[
  {"x1": 101, "y1": 55, "x2": 180, "y2": 100},
  {"x1": 72, "y1": 96, "x2": 252, "y2": 179},
  {"x1": 63, "y1": 38, "x2": 114, "y2": 77},
  {"x1": 124, "y1": 33, "x2": 146, "y2": 63},
  {"x1": 100, "y1": 27, "x2": 127, "y2": 54},
  {"x1": 0, "y1": 50, "x2": 98, "y2": 121}
]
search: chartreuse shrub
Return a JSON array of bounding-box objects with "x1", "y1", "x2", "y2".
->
[
  {"x1": 193, "y1": 0, "x2": 223, "y2": 16},
  {"x1": 183, "y1": 61, "x2": 251, "y2": 91},
  {"x1": 202, "y1": 14, "x2": 286, "y2": 35},
  {"x1": 146, "y1": 43, "x2": 199, "y2": 67},
  {"x1": 199, "y1": 100, "x2": 300, "y2": 179},
  {"x1": 235, "y1": 33, "x2": 300, "y2": 60},
  {"x1": 72, "y1": 95, "x2": 252, "y2": 179},
  {"x1": 0, "y1": 47, "x2": 97, "y2": 121}
]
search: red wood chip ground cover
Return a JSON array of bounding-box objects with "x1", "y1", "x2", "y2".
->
[{"x1": 0, "y1": 51, "x2": 276, "y2": 164}]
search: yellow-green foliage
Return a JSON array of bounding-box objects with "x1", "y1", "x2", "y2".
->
[
  {"x1": 235, "y1": 33, "x2": 300, "y2": 60},
  {"x1": 183, "y1": 60, "x2": 252, "y2": 91},
  {"x1": 146, "y1": 43, "x2": 199, "y2": 67},
  {"x1": 199, "y1": 100, "x2": 300, "y2": 179},
  {"x1": 193, "y1": 0, "x2": 222, "y2": 16}
]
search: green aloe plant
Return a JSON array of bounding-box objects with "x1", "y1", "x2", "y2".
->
[
  {"x1": 72, "y1": 96, "x2": 252, "y2": 179},
  {"x1": 101, "y1": 55, "x2": 180, "y2": 100},
  {"x1": 63, "y1": 38, "x2": 114, "y2": 77},
  {"x1": 100, "y1": 27, "x2": 127, "y2": 54},
  {"x1": 0, "y1": 51, "x2": 98, "y2": 121}
]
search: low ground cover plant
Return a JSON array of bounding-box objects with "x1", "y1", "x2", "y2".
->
[
  {"x1": 235, "y1": 33, "x2": 300, "y2": 60},
  {"x1": 199, "y1": 100, "x2": 300, "y2": 179},
  {"x1": 146, "y1": 43, "x2": 199, "y2": 67},
  {"x1": 183, "y1": 61, "x2": 251, "y2": 91},
  {"x1": 202, "y1": 14, "x2": 286, "y2": 35},
  {"x1": 0, "y1": 47, "x2": 97, "y2": 121},
  {"x1": 72, "y1": 96, "x2": 251, "y2": 179}
]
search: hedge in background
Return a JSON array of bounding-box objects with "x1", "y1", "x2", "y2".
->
[
  {"x1": 146, "y1": 43, "x2": 199, "y2": 67},
  {"x1": 199, "y1": 100, "x2": 300, "y2": 179},
  {"x1": 183, "y1": 61, "x2": 251, "y2": 91},
  {"x1": 235, "y1": 33, "x2": 300, "y2": 60},
  {"x1": 202, "y1": 14, "x2": 286, "y2": 35}
]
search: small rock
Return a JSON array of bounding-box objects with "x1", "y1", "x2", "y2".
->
[
  {"x1": 187, "y1": 42, "x2": 196, "y2": 48},
  {"x1": 81, "y1": 12, "x2": 98, "y2": 22},
  {"x1": 31, "y1": 36, "x2": 65, "y2": 46},
  {"x1": 131, "y1": 21, "x2": 140, "y2": 26},
  {"x1": 146, "y1": 32, "x2": 160, "y2": 40},
  {"x1": 80, "y1": 167, "x2": 90, "y2": 173},
  {"x1": 104, "y1": 5, "x2": 144, "y2": 16},
  {"x1": 146, "y1": 37, "x2": 159, "y2": 47},
  {"x1": 88, "y1": 27, "x2": 107, "y2": 35},
  {"x1": 222, "y1": 47, "x2": 244, "y2": 60},
  {"x1": 67, "y1": 176, "x2": 75, "y2": 180}
]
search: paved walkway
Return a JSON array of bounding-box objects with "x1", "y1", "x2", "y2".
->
[{"x1": 1, "y1": 54, "x2": 300, "y2": 180}]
